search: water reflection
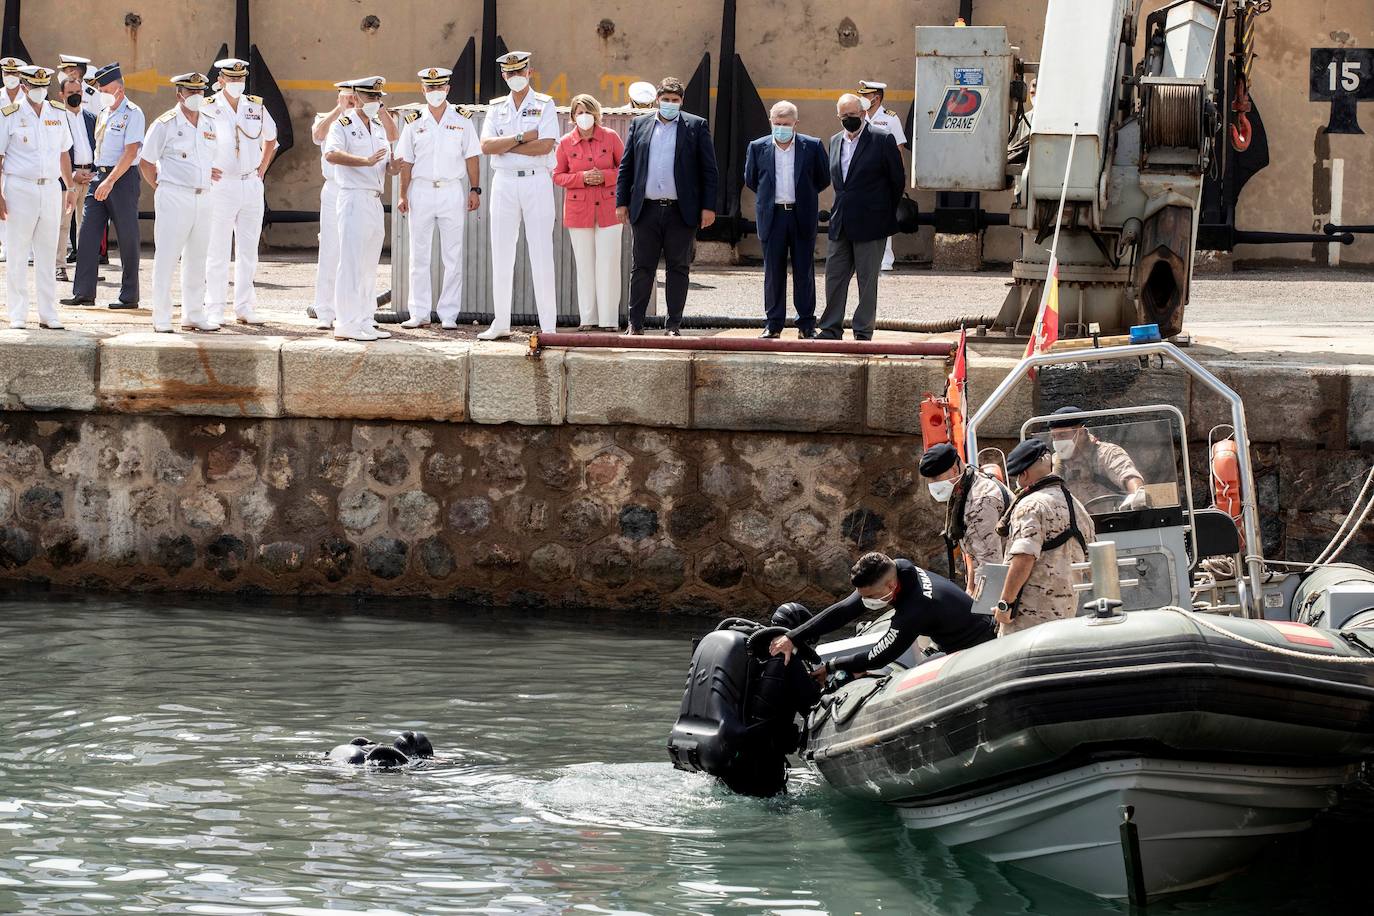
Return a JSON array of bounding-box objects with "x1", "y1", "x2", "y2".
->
[{"x1": 0, "y1": 593, "x2": 1364, "y2": 915}]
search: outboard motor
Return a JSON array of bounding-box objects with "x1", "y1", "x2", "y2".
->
[{"x1": 667, "y1": 606, "x2": 822, "y2": 797}]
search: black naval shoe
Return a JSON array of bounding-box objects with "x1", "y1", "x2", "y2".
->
[
  {"x1": 758, "y1": 329, "x2": 781, "y2": 339},
  {"x1": 107, "y1": 301, "x2": 139, "y2": 310},
  {"x1": 623, "y1": 326, "x2": 643, "y2": 336},
  {"x1": 60, "y1": 295, "x2": 95, "y2": 306},
  {"x1": 666, "y1": 329, "x2": 682, "y2": 337}
]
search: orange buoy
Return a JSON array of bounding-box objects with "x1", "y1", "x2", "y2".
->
[
  {"x1": 920, "y1": 394, "x2": 953, "y2": 451},
  {"x1": 1211, "y1": 439, "x2": 1244, "y2": 547}
]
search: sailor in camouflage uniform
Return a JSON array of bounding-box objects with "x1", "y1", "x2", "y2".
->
[
  {"x1": 1048, "y1": 406, "x2": 1148, "y2": 510},
  {"x1": 919, "y1": 443, "x2": 1010, "y2": 597},
  {"x1": 994, "y1": 438, "x2": 1096, "y2": 637}
]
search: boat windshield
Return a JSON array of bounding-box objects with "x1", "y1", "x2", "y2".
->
[{"x1": 1021, "y1": 411, "x2": 1187, "y2": 519}]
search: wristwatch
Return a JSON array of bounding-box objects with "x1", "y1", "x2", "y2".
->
[
  {"x1": 470, "y1": 186, "x2": 481, "y2": 195},
  {"x1": 996, "y1": 599, "x2": 1017, "y2": 619}
]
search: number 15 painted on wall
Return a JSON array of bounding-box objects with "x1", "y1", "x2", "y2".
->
[{"x1": 1310, "y1": 48, "x2": 1374, "y2": 135}]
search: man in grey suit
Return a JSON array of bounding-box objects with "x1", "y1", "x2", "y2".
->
[{"x1": 818, "y1": 93, "x2": 904, "y2": 340}]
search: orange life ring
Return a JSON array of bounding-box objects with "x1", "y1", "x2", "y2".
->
[{"x1": 1212, "y1": 439, "x2": 1245, "y2": 547}]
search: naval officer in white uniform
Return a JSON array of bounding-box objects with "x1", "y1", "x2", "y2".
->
[
  {"x1": 396, "y1": 67, "x2": 482, "y2": 329},
  {"x1": 139, "y1": 71, "x2": 221, "y2": 333},
  {"x1": 477, "y1": 50, "x2": 559, "y2": 340},
  {"x1": 203, "y1": 57, "x2": 276, "y2": 326},
  {"x1": 57, "y1": 54, "x2": 101, "y2": 117},
  {"x1": 310, "y1": 88, "x2": 352, "y2": 330},
  {"x1": 323, "y1": 77, "x2": 392, "y2": 342},
  {"x1": 0, "y1": 66, "x2": 77, "y2": 329},
  {"x1": 858, "y1": 80, "x2": 907, "y2": 272}
]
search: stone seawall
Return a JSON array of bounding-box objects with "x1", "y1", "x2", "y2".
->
[{"x1": 0, "y1": 331, "x2": 1371, "y2": 612}]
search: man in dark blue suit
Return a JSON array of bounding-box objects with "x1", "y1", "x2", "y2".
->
[
  {"x1": 615, "y1": 77, "x2": 719, "y2": 336},
  {"x1": 744, "y1": 101, "x2": 830, "y2": 339},
  {"x1": 819, "y1": 93, "x2": 905, "y2": 340}
]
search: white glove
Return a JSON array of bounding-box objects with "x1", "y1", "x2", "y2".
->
[{"x1": 1119, "y1": 489, "x2": 1149, "y2": 511}]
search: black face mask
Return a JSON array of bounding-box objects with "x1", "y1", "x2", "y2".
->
[
  {"x1": 65, "y1": 92, "x2": 81, "y2": 108},
  {"x1": 841, "y1": 115, "x2": 863, "y2": 133}
]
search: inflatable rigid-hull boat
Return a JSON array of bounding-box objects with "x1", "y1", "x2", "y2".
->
[{"x1": 806, "y1": 609, "x2": 1374, "y2": 899}]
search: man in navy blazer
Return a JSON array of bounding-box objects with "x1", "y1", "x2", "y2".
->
[
  {"x1": 615, "y1": 77, "x2": 719, "y2": 335},
  {"x1": 744, "y1": 101, "x2": 830, "y2": 338},
  {"x1": 818, "y1": 93, "x2": 905, "y2": 340}
]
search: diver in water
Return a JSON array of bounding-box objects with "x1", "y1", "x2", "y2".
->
[
  {"x1": 769, "y1": 552, "x2": 996, "y2": 679},
  {"x1": 327, "y1": 731, "x2": 435, "y2": 768}
]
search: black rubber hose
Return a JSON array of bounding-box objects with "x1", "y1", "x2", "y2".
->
[{"x1": 373, "y1": 309, "x2": 996, "y2": 333}]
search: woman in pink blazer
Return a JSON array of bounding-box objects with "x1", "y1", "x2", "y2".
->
[{"x1": 553, "y1": 94, "x2": 625, "y2": 330}]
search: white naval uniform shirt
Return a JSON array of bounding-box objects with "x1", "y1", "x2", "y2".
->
[
  {"x1": 867, "y1": 105, "x2": 907, "y2": 146},
  {"x1": 0, "y1": 100, "x2": 74, "y2": 179},
  {"x1": 140, "y1": 106, "x2": 217, "y2": 189},
  {"x1": 324, "y1": 113, "x2": 390, "y2": 192},
  {"x1": 312, "y1": 113, "x2": 336, "y2": 183},
  {"x1": 480, "y1": 90, "x2": 558, "y2": 170},
  {"x1": 396, "y1": 103, "x2": 480, "y2": 180},
  {"x1": 204, "y1": 93, "x2": 277, "y2": 177}
]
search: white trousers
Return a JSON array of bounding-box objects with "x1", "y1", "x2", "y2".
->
[
  {"x1": 882, "y1": 235, "x2": 895, "y2": 270},
  {"x1": 567, "y1": 224, "x2": 622, "y2": 328},
  {"x1": 314, "y1": 179, "x2": 338, "y2": 322},
  {"x1": 333, "y1": 188, "x2": 384, "y2": 336},
  {"x1": 151, "y1": 184, "x2": 214, "y2": 327},
  {"x1": 408, "y1": 181, "x2": 467, "y2": 323},
  {"x1": 488, "y1": 169, "x2": 555, "y2": 333},
  {"x1": 206, "y1": 173, "x2": 265, "y2": 317},
  {"x1": 3, "y1": 177, "x2": 62, "y2": 325}
]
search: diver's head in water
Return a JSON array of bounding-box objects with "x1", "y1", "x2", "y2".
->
[
  {"x1": 771, "y1": 602, "x2": 813, "y2": 631},
  {"x1": 394, "y1": 731, "x2": 434, "y2": 758}
]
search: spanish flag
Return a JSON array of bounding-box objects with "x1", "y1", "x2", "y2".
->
[
  {"x1": 1024, "y1": 262, "x2": 1061, "y2": 362},
  {"x1": 946, "y1": 326, "x2": 968, "y2": 460}
]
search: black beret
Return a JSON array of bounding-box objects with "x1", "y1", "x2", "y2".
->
[
  {"x1": 1007, "y1": 438, "x2": 1051, "y2": 475},
  {"x1": 1048, "y1": 406, "x2": 1085, "y2": 430},
  {"x1": 919, "y1": 443, "x2": 959, "y2": 478}
]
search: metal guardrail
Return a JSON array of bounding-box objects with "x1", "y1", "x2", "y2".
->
[{"x1": 388, "y1": 108, "x2": 645, "y2": 324}]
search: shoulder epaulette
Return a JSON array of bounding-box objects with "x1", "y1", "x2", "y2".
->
[
  {"x1": 339, "y1": 115, "x2": 352, "y2": 126},
  {"x1": 246, "y1": 94, "x2": 263, "y2": 104},
  {"x1": 402, "y1": 109, "x2": 420, "y2": 124},
  {"x1": 157, "y1": 109, "x2": 176, "y2": 123},
  {"x1": 457, "y1": 105, "x2": 472, "y2": 118},
  {"x1": 885, "y1": 108, "x2": 897, "y2": 116},
  {"x1": 47, "y1": 100, "x2": 65, "y2": 110},
  {"x1": 531, "y1": 91, "x2": 553, "y2": 103},
  {"x1": 488, "y1": 96, "x2": 505, "y2": 105},
  {"x1": 1, "y1": 104, "x2": 18, "y2": 117}
]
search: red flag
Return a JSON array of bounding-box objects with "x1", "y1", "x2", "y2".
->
[
  {"x1": 1024, "y1": 263, "x2": 1061, "y2": 361},
  {"x1": 946, "y1": 327, "x2": 968, "y2": 459}
]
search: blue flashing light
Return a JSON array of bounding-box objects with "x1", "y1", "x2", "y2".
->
[{"x1": 1130, "y1": 323, "x2": 1163, "y2": 344}]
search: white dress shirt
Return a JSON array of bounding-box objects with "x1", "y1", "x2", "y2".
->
[
  {"x1": 841, "y1": 123, "x2": 865, "y2": 181},
  {"x1": 140, "y1": 105, "x2": 217, "y2": 190},
  {"x1": 396, "y1": 103, "x2": 480, "y2": 181},
  {"x1": 773, "y1": 140, "x2": 796, "y2": 204},
  {"x1": 0, "y1": 100, "x2": 74, "y2": 179},
  {"x1": 324, "y1": 112, "x2": 390, "y2": 192},
  {"x1": 62, "y1": 107, "x2": 92, "y2": 166},
  {"x1": 204, "y1": 93, "x2": 277, "y2": 177},
  {"x1": 479, "y1": 90, "x2": 558, "y2": 171}
]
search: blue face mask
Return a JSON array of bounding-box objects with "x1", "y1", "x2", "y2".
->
[
  {"x1": 658, "y1": 101, "x2": 681, "y2": 121},
  {"x1": 772, "y1": 124, "x2": 794, "y2": 143}
]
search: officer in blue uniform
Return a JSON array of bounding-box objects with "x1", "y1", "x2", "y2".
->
[{"x1": 61, "y1": 61, "x2": 144, "y2": 309}]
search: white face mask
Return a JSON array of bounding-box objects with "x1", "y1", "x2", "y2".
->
[
  {"x1": 424, "y1": 90, "x2": 447, "y2": 107},
  {"x1": 928, "y1": 479, "x2": 956, "y2": 503},
  {"x1": 575, "y1": 112, "x2": 596, "y2": 131},
  {"x1": 505, "y1": 75, "x2": 529, "y2": 93},
  {"x1": 362, "y1": 101, "x2": 381, "y2": 119},
  {"x1": 1053, "y1": 439, "x2": 1077, "y2": 461},
  {"x1": 98, "y1": 90, "x2": 116, "y2": 110},
  {"x1": 224, "y1": 81, "x2": 245, "y2": 99},
  {"x1": 182, "y1": 94, "x2": 204, "y2": 112},
  {"x1": 3, "y1": 75, "x2": 19, "y2": 91},
  {"x1": 860, "y1": 95, "x2": 874, "y2": 111},
  {"x1": 861, "y1": 596, "x2": 891, "y2": 611},
  {"x1": 26, "y1": 88, "x2": 46, "y2": 104}
]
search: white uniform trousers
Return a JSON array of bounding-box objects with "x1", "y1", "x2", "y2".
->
[
  {"x1": 567, "y1": 224, "x2": 622, "y2": 328},
  {"x1": 488, "y1": 168, "x2": 556, "y2": 333},
  {"x1": 314, "y1": 179, "x2": 339, "y2": 323},
  {"x1": 333, "y1": 188, "x2": 384, "y2": 336},
  {"x1": 407, "y1": 180, "x2": 467, "y2": 323},
  {"x1": 206, "y1": 172, "x2": 265, "y2": 319},
  {"x1": 3, "y1": 177, "x2": 62, "y2": 326},
  {"x1": 151, "y1": 184, "x2": 214, "y2": 327},
  {"x1": 882, "y1": 236, "x2": 895, "y2": 270}
]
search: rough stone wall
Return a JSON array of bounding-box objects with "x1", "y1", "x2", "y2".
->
[{"x1": 0, "y1": 412, "x2": 954, "y2": 615}]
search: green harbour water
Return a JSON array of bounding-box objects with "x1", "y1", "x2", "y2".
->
[{"x1": 0, "y1": 594, "x2": 1368, "y2": 915}]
